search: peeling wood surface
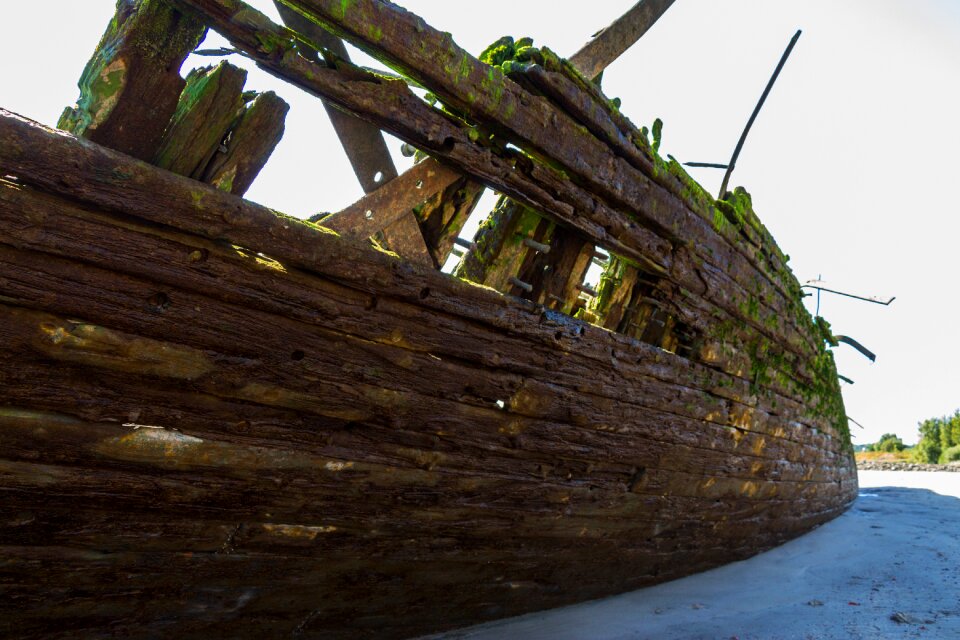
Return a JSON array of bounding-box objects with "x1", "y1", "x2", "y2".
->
[
  {"x1": 58, "y1": 0, "x2": 206, "y2": 161},
  {"x1": 201, "y1": 89, "x2": 289, "y2": 195},
  {"x1": 0, "y1": 107, "x2": 856, "y2": 638},
  {"x1": 153, "y1": 60, "x2": 248, "y2": 177}
]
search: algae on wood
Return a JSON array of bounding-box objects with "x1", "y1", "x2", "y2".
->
[
  {"x1": 58, "y1": 0, "x2": 206, "y2": 161},
  {"x1": 153, "y1": 61, "x2": 248, "y2": 178}
]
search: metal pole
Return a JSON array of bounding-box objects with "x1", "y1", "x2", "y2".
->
[{"x1": 718, "y1": 29, "x2": 802, "y2": 198}]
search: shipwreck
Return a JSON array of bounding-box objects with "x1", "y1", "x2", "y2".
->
[{"x1": 0, "y1": 0, "x2": 858, "y2": 638}]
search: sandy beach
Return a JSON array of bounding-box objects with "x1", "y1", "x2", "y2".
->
[{"x1": 427, "y1": 471, "x2": 960, "y2": 639}]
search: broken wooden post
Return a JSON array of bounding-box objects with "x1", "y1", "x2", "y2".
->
[
  {"x1": 568, "y1": 0, "x2": 676, "y2": 81},
  {"x1": 200, "y1": 90, "x2": 289, "y2": 196},
  {"x1": 153, "y1": 61, "x2": 248, "y2": 177},
  {"x1": 61, "y1": 1, "x2": 287, "y2": 198},
  {"x1": 59, "y1": 0, "x2": 206, "y2": 161}
]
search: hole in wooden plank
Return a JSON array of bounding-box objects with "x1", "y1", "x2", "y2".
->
[
  {"x1": 415, "y1": 180, "x2": 423, "y2": 189},
  {"x1": 373, "y1": 171, "x2": 383, "y2": 183},
  {"x1": 419, "y1": 287, "x2": 430, "y2": 300},
  {"x1": 628, "y1": 466, "x2": 647, "y2": 492},
  {"x1": 291, "y1": 350, "x2": 305, "y2": 361},
  {"x1": 147, "y1": 292, "x2": 171, "y2": 312},
  {"x1": 364, "y1": 210, "x2": 374, "y2": 220}
]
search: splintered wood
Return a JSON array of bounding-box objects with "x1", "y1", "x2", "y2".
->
[{"x1": 0, "y1": 1, "x2": 856, "y2": 638}]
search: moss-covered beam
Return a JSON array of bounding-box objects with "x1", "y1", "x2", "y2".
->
[
  {"x1": 153, "y1": 61, "x2": 248, "y2": 177},
  {"x1": 58, "y1": 0, "x2": 206, "y2": 162}
]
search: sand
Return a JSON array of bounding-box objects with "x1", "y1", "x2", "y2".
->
[{"x1": 428, "y1": 471, "x2": 960, "y2": 639}]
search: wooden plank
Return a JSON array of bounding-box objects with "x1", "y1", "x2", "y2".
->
[
  {"x1": 318, "y1": 158, "x2": 460, "y2": 239},
  {"x1": 272, "y1": 0, "x2": 433, "y2": 263},
  {"x1": 271, "y1": 0, "x2": 817, "y2": 346},
  {"x1": 200, "y1": 90, "x2": 289, "y2": 195},
  {"x1": 58, "y1": 0, "x2": 206, "y2": 161},
  {"x1": 165, "y1": 1, "x2": 675, "y2": 270},
  {"x1": 415, "y1": 174, "x2": 486, "y2": 266},
  {"x1": 0, "y1": 111, "x2": 846, "y2": 439},
  {"x1": 568, "y1": 0, "x2": 677, "y2": 81},
  {"x1": 153, "y1": 60, "x2": 247, "y2": 177}
]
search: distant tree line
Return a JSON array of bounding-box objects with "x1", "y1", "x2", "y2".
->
[
  {"x1": 865, "y1": 433, "x2": 905, "y2": 453},
  {"x1": 913, "y1": 410, "x2": 960, "y2": 464}
]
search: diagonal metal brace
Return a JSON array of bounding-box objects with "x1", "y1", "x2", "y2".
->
[{"x1": 834, "y1": 335, "x2": 876, "y2": 363}]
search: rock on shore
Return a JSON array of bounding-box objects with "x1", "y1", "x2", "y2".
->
[{"x1": 857, "y1": 460, "x2": 960, "y2": 472}]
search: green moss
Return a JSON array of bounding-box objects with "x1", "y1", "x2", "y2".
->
[
  {"x1": 651, "y1": 118, "x2": 663, "y2": 153},
  {"x1": 479, "y1": 36, "x2": 516, "y2": 67}
]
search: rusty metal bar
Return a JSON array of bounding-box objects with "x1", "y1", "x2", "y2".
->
[{"x1": 718, "y1": 29, "x2": 801, "y2": 198}]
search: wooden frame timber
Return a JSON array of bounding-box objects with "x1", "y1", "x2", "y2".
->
[{"x1": 0, "y1": 1, "x2": 856, "y2": 638}]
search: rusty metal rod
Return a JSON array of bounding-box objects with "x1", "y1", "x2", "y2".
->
[
  {"x1": 718, "y1": 29, "x2": 801, "y2": 198},
  {"x1": 522, "y1": 237, "x2": 551, "y2": 254},
  {"x1": 509, "y1": 277, "x2": 534, "y2": 293}
]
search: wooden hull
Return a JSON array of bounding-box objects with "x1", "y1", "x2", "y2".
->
[{"x1": 0, "y1": 111, "x2": 857, "y2": 638}]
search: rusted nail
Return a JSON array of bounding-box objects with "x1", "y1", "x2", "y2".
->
[
  {"x1": 509, "y1": 277, "x2": 534, "y2": 293},
  {"x1": 522, "y1": 237, "x2": 551, "y2": 254}
]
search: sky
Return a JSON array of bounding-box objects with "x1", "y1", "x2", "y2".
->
[{"x1": 2, "y1": 1, "x2": 958, "y2": 446}]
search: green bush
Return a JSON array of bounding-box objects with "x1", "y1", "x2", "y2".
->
[
  {"x1": 877, "y1": 433, "x2": 906, "y2": 452},
  {"x1": 913, "y1": 441, "x2": 941, "y2": 464},
  {"x1": 941, "y1": 444, "x2": 960, "y2": 463}
]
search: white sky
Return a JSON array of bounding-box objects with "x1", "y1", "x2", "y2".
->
[{"x1": 2, "y1": 1, "x2": 958, "y2": 446}]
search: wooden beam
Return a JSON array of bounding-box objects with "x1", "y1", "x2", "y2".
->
[
  {"x1": 58, "y1": 0, "x2": 206, "y2": 162},
  {"x1": 316, "y1": 0, "x2": 674, "y2": 257},
  {"x1": 318, "y1": 158, "x2": 460, "y2": 239},
  {"x1": 272, "y1": 0, "x2": 432, "y2": 265},
  {"x1": 200, "y1": 90, "x2": 289, "y2": 196},
  {"x1": 568, "y1": 0, "x2": 677, "y2": 81},
  {"x1": 153, "y1": 61, "x2": 248, "y2": 177}
]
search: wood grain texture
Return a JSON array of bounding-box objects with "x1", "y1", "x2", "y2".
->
[
  {"x1": 0, "y1": 106, "x2": 856, "y2": 638},
  {"x1": 57, "y1": 0, "x2": 206, "y2": 161}
]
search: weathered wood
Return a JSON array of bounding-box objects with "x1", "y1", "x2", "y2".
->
[
  {"x1": 200, "y1": 90, "x2": 289, "y2": 195},
  {"x1": 415, "y1": 173, "x2": 485, "y2": 266},
  {"x1": 0, "y1": 111, "x2": 846, "y2": 438},
  {"x1": 319, "y1": 157, "x2": 461, "y2": 239},
  {"x1": 268, "y1": 0, "x2": 818, "y2": 352},
  {"x1": 153, "y1": 60, "x2": 248, "y2": 177},
  {"x1": 167, "y1": 0, "x2": 816, "y2": 364},
  {"x1": 0, "y1": 3, "x2": 859, "y2": 637},
  {"x1": 455, "y1": 195, "x2": 544, "y2": 289},
  {"x1": 272, "y1": 0, "x2": 398, "y2": 194},
  {"x1": 532, "y1": 227, "x2": 594, "y2": 314},
  {"x1": 58, "y1": 0, "x2": 206, "y2": 161},
  {"x1": 568, "y1": 0, "x2": 677, "y2": 81},
  {"x1": 166, "y1": 1, "x2": 674, "y2": 268},
  {"x1": 0, "y1": 141, "x2": 856, "y2": 636},
  {"x1": 272, "y1": 0, "x2": 433, "y2": 263},
  {"x1": 0, "y1": 162, "x2": 846, "y2": 448}
]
